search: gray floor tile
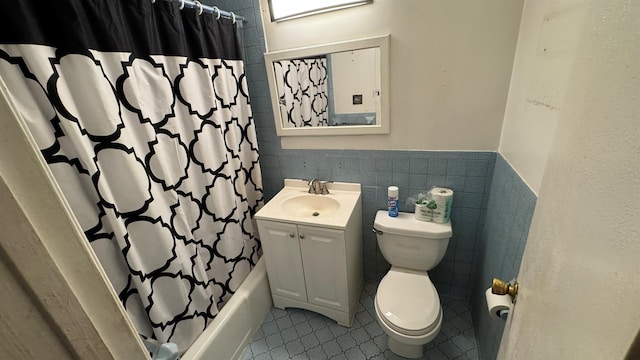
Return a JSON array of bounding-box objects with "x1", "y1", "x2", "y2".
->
[
  {"x1": 438, "y1": 341, "x2": 464, "y2": 358},
  {"x1": 344, "y1": 347, "x2": 366, "y2": 360},
  {"x1": 242, "y1": 282, "x2": 478, "y2": 359},
  {"x1": 266, "y1": 333, "x2": 284, "y2": 349},
  {"x1": 316, "y1": 327, "x2": 335, "y2": 344},
  {"x1": 322, "y1": 340, "x2": 342, "y2": 358},
  {"x1": 295, "y1": 322, "x2": 313, "y2": 337},
  {"x1": 300, "y1": 333, "x2": 320, "y2": 350},
  {"x1": 270, "y1": 346, "x2": 289, "y2": 360},
  {"x1": 336, "y1": 333, "x2": 357, "y2": 351},
  {"x1": 307, "y1": 345, "x2": 328, "y2": 359},
  {"x1": 280, "y1": 327, "x2": 299, "y2": 343},
  {"x1": 285, "y1": 340, "x2": 305, "y2": 357},
  {"x1": 451, "y1": 334, "x2": 475, "y2": 353}
]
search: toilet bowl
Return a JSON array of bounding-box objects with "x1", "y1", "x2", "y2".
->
[
  {"x1": 375, "y1": 267, "x2": 443, "y2": 358},
  {"x1": 372, "y1": 211, "x2": 452, "y2": 358}
]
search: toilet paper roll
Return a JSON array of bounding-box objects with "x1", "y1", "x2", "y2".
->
[
  {"x1": 414, "y1": 203, "x2": 430, "y2": 221},
  {"x1": 485, "y1": 288, "x2": 513, "y2": 320},
  {"x1": 428, "y1": 187, "x2": 454, "y2": 223}
]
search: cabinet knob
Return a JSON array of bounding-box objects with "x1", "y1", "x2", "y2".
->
[
  {"x1": 289, "y1": 232, "x2": 295, "y2": 238},
  {"x1": 299, "y1": 234, "x2": 305, "y2": 239}
]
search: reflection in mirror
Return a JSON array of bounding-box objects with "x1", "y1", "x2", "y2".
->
[
  {"x1": 274, "y1": 48, "x2": 379, "y2": 129},
  {"x1": 328, "y1": 47, "x2": 378, "y2": 127},
  {"x1": 265, "y1": 35, "x2": 389, "y2": 136},
  {"x1": 273, "y1": 56, "x2": 329, "y2": 127}
]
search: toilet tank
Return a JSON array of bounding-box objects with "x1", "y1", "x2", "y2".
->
[{"x1": 373, "y1": 211, "x2": 452, "y2": 271}]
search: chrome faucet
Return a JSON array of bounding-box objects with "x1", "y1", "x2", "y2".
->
[
  {"x1": 308, "y1": 179, "x2": 331, "y2": 195},
  {"x1": 308, "y1": 179, "x2": 321, "y2": 194}
]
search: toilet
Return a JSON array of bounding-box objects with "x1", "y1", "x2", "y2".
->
[{"x1": 372, "y1": 210, "x2": 452, "y2": 358}]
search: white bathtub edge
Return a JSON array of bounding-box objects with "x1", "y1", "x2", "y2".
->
[{"x1": 181, "y1": 257, "x2": 272, "y2": 360}]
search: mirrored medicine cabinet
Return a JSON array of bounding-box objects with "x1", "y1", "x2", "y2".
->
[{"x1": 264, "y1": 34, "x2": 390, "y2": 136}]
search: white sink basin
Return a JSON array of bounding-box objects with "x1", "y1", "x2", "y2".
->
[
  {"x1": 281, "y1": 194, "x2": 341, "y2": 218},
  {"x1": 255, "y1": 179, "x2": 361, "y2": 229}
]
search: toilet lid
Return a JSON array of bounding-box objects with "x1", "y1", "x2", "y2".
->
[{"x1": 376, "y1": 270, "x2": 441, "y2": 336}]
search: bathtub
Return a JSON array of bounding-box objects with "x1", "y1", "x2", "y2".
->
[{"x1": 181, "y1": 257, "x2": 272, "y2": 360}]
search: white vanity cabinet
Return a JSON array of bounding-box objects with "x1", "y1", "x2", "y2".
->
[
  {"x1": 255, "y1": 180, "x2": 362, "y2": 327},
  {"x1": 299, "y1": 225, "x2": 349, "y2": 312},
  {"x1": 257, "y1": 219, "x2": 361, "y2": 327},
  {"x1": 257, "y1": 221, "x2": 309, "y2": 303}
]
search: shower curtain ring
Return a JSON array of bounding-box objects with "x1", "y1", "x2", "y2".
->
[
  {"x1": 178, "y1": 0, "x2": 185, "y2": 10},
  {"x1": 194, "y1": 0, "x2": 203, "y2": 15},
  {"x1": 213, "y1": 6, "x2": 221, "y2": 20},
  {"x1": 231, "y1": 12, "x2": 236, "y2": 24}
]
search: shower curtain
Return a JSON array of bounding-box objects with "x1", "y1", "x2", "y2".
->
[
  {"x1": 273, "y1": 57, "x2": 329, "y2": 127},
  {"x1": 0, "y1": 0, "x2": 262, "y2": 351}
]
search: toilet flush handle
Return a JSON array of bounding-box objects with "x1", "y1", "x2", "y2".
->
[{"x1": 372, "y1": 227, "x2": 383, "y2": 235}]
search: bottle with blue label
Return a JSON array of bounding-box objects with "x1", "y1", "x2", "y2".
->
[{"x1": 388, "y1": 186, "x2": 399, "y2": 217}]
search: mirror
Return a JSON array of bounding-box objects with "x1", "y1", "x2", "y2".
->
[{"x1": 264, "y1": 35, "x2": 390, "y2": 136}]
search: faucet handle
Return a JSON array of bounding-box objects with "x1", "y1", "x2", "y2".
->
[
  {"x1": 319, "y1": 180, "x2": 332, "y2": 195},
  {"x1": 308, "y1": 179, "x2": 320, "y2": 194}
]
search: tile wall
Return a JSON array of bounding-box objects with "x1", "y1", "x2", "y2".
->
[
  {"x1": 262, "y1": 148, "x2": 495, "y2": 301},
  {"x1": 470, "y1": 154, "x2": 537, "y2": 359}
]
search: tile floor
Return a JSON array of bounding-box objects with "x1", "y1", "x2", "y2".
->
[{"x1": 241, "y1": 282, "x2": 479, "y2": 360}]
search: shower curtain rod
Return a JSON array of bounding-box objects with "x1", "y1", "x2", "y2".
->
[{"x1": 158, "y1": 0, "x2": 246, "y2": 22}]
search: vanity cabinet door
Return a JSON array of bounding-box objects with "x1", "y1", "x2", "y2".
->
[
  {"x1": 257, "y1": 221, "x2": 308, "y2": 302},
  {"x1": 298, "y1": 225, "x2": 348, "y2": 312}
]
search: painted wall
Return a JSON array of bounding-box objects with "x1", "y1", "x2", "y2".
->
[
  {"x1": 259, "y1": 0, "x2": 524, "y2": 151},
  {"x1": 498, "y1": 0, "x2": 586, "y2": 194}
]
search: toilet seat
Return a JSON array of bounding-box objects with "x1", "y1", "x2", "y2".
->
[{"x1": 375, "y1": 269, "x2": 441, "y2": 336}]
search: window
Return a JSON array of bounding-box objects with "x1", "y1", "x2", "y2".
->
[{"x1": 268, "y1": 0, "x2": 372, "y2": 22}]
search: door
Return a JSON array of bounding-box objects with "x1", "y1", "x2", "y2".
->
[
  {"x1": 257, "y1": 221, "x2": 308, "y2": 302},
  {"x1": 497, "y1": 3, "x2": 640, "y2": 359},
  {"x1": 299, "y1": 225, "x2": 349, "y2": 311}
]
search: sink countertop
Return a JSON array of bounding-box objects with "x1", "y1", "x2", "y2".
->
[{"x1": 255, "y1": 179, "x2": 361, "y2": 229}]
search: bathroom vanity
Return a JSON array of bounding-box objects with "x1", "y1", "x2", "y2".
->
[{"x1": 255, "y1": 179, "x2": 362, "y2": 326}]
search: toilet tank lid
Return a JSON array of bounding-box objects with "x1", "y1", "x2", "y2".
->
[{"x1": 374, "y1": 210, "x2": 452, "y2": 239}]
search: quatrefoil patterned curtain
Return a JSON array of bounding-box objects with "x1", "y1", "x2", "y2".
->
[
  {"x1": 0, "y1": 0, "x2": 262, "y2": 351},
  {"x1": 273, "y1": 57, "x2": 329, "y2": 127}
]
